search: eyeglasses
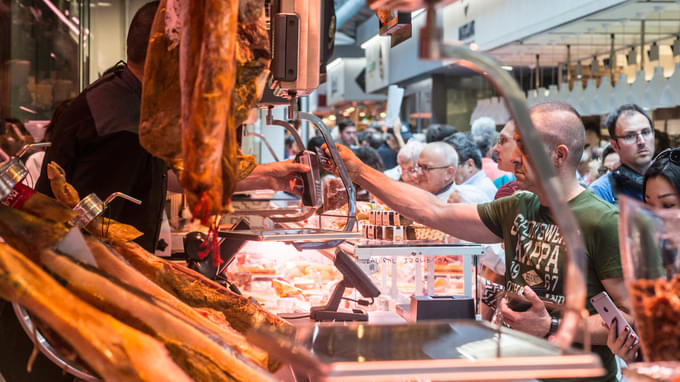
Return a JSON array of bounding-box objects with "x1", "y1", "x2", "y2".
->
[
  {"x1": 400, "y1": 166, "x2": 419, "y2": 175},
  {"x1": 496, "y1": 135, "x2": 512, "y2": 146},
  {"x1": 613, "y1": 128, "x2": 654, "y2": 145},
  {"x1": 416, "y1": 163, "x2": 450, "y2": 173},
  {"x1": 654, "y1": 148, "x2": 680, "y2": 166}
]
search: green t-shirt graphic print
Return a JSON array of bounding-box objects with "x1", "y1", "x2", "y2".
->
[{"x1": 477, "y1": 190, "x2": 622, "y2": 381}]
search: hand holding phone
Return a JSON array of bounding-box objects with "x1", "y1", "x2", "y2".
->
[
  {"x1": 505, "y1": 288, "x2": 561, "y2": 312},
  {"x1": 590, "y1": 291, "x2": 635, "y2": 337}
]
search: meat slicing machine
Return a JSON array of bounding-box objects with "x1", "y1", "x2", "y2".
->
[
  {"x1": 218, "y1": 109, "x2": 360, "y2": 249},
  {"x1": 184, "y1": 108, "x2": 361, "y2": 291}
]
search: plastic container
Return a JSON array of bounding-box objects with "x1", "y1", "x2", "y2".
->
[{"x1": 619, "y1": 197, "x2": 680, "y2": 362}]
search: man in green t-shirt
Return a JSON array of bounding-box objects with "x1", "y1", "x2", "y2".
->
[{"x1": 329, "y1": 101, "x2": 631, "y2": 381}]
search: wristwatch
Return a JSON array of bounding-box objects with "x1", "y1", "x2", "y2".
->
[{"x1": 545, "y1": 317, "x2": 559, "y2": 338}]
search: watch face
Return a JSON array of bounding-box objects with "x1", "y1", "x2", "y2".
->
[{"x1": 546, "y1": 317, "x2": 559, "y2": 338}]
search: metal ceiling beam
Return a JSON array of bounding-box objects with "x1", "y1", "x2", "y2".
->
[{"x1": 335, "y1": 0, "x2": 366, "y2": 32}]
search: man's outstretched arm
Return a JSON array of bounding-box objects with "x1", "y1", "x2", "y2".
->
[{"x1": 327, "y1": 144, "x2": 501, "y2": 244}]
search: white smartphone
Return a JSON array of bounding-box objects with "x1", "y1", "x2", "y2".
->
[{"x1": 590, "y1": 291, "x2": 636, "y2": 338}]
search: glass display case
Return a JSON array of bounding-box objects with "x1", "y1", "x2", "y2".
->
[{"x1": 252, "y1": 321, "x2": 605, "y2": 381}]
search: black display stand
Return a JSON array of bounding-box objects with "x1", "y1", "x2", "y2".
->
[{"x1": 309, "y1": 249, "x2": 380, "y2": 322}]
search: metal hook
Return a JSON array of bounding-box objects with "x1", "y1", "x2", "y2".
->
[
  {"x1": 104, "y1": 192, "x2": 142, "y2": 206},
  {"x1": 15, "y1": 142, "x2": 52, "y2": 159}
]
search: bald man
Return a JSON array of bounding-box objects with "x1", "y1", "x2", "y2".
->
[{"x1": 330, "y1": 102, "x2": 627, "y2": 381}]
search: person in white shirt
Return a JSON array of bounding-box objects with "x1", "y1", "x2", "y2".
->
[
  {"x1": 471, "y1": 116, "x2": 511, "y2": 182},
  {"x1": 412, "y1": 142, "x2": 458, "y2": 202},
  {"x1": 384, "y1": 139, "x2": 425, "y2": 183},
  {"x1": 444, "y1": 132, "x2": 498, "y2": 200}
]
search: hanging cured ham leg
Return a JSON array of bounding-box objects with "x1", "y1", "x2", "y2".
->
[
  {"x1": 139, "y1": 0, "x2": 183, "y2": 170},
  {"x1": 222, "y1": 0, "x2": 271, "y2": 198},
  {"x1": 180, "y1": 0, "x2": 238, "y2": 217}
]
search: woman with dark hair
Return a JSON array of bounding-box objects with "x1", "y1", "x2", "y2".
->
[
  {"x1": 642, "y1": 148, "x2": 680, "y2": 209},
  {"x1": 606, "y1": 147, "x2": 680, "y2": 363},
  {"x1": 600, "y1": 145, "x2": 620, "y2": 173},
  {"x1": 352, "y1": 146, "x2": 385, "y2": 172}
]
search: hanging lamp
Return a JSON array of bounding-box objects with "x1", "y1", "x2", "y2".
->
[
  {"x1": 626, "y1": 69, "x2": 646, "y2": 106},
  {"x1": 642, "y1": 66, "x2": 666, "y2": 109},
  {"x1": 659, "y1": 62, "x2": 680, "y2": 108},
  {"x1": 593, "y1": 76, "x2": 614, "y2": 115},
  {"x1": 610, "y1": 73, "x2": 630, "y2": 110}
]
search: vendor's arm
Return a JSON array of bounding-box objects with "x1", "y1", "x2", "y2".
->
[
  {"x1": 235, "y1": 160, "x2": 309, "y2": 194},
  {"x1": 327, "y1": 143, "x2": 501, "y2": 243}
]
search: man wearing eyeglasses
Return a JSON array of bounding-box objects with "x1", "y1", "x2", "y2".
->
[
  {"x1": 590, "y1": 104, "x2": 655, "y2": 204},
  {"x1": 413, "y1": 142, "x2": 459, "y2": 202}
]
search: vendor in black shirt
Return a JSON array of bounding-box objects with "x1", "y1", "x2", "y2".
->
[{"x1": 35, "y1": 2, "x2": 163, "y2": 253}]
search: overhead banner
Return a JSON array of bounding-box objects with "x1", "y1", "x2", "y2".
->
[
  {"x1": 325, "y1": 58, "x2": 387, "y2": 106},
  {"x1": 326, "y1": 59, "x2": 346, "y2": 106},
  {"x1": 363, "y1": 36, "x2": 390, "y2": 93}
]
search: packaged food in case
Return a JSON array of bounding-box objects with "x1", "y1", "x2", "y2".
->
[{"x1": 620, "y1": 197, "x2": 680, "y2": 361}]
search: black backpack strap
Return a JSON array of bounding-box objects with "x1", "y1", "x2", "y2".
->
[{"x1": 609, "y1": 172, "x2": 620, "y2": 202}]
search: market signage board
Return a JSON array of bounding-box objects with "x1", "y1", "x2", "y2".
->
[
  {"x1": 364, "y1": 36, "x2": 390, "y2": 93},
  {"x1": 326, "y1": 59, "x2": 346, "y2": 106}
]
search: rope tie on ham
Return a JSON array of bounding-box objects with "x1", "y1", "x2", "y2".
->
[
  {"x1": 191, "y1": 192, "x2": 211, "y2": 226},
  {"x1": 189, "y1": 192, "x2": 222, "y2": 266},
  {"x1": 198, "y1": 214, "x2": 223, "y2": 267}
]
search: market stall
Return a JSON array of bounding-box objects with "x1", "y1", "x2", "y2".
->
[{"x1": 2, "y1": 0, "x2": 680, "y2": 381}]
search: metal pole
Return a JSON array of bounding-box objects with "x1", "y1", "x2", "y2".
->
[
  {"x1": 566, "y1": 44, "x2": 571, "y2": 83},
  {"x1": 419, "y1": 6, "x2": 588, "y2": 350},
  {"x1": 640, "y1": 20, "x2": 646, "y2": 71},
  {"x1": 610, "y1": 33, "x2": 616, "y2": 83},
  {"x1": 298, "y1": 112, "x2": 357, "y2": 233},
  {"x1": 535, "y1": 54, "x2": 541, "y2": 89}
]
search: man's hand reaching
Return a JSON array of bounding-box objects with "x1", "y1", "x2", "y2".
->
[
  {"x1": 320, "y1": 143, "x2": 365, "y2": 181},
  {"x1": 235, "y1": 159, "x2": 309, "y2": 195}
]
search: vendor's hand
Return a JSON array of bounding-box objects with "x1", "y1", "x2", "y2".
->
[
  {"x1": 321, "y1": 143, "x2": 364, "y2": 180},
  {"x1": 259, "y1": 159, "x2": 309, "y2": 195},
  {"x1": 604, "y1": 319, "x2": 640, "y2": 363},
  {"x1": 499, "y1": 286, "x2": 552, "y2": 337},
  {"x1": 393, "y1": 119, "x2": 403, "y2": 137}
]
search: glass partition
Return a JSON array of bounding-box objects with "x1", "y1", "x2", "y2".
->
[{"x1": 1, "y1": 0, "x2": 90, "y2": 122}]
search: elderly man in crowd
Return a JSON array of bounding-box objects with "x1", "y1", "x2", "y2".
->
[
  {"x1": 327, "y1": 101, "x2": 629, "y2": 381},
  {"x1": 412, "y1": 142, "x2": 459, "y2": 202},
  {"x1": 384, "y1": 139, "x2": 425, "y2": 184},
  {"x1": 590, "y1": 104, "x2": 655, "y2": 204},
  {"x1": 444, "y1": 132, "x2": 497, "y2": 200}
]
